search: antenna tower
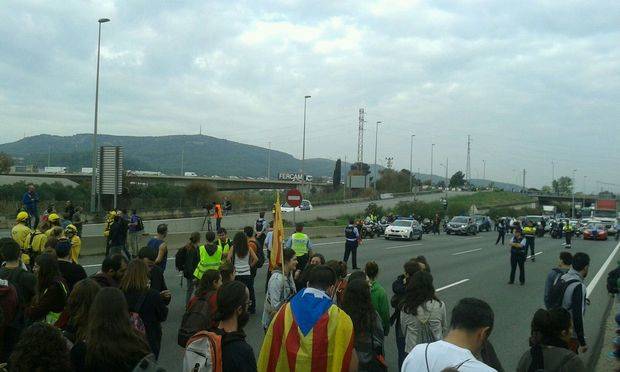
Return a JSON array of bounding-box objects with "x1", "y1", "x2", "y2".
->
[
  {"x1": 357, "y1": 108, "x2": 365, "y2": 164},
  {"x1": 466, "y1": 135, "x2": 471, "y2": 182}
]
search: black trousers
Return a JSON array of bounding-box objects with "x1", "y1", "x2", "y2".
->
[
  {"x1": 236, "y1": 275, "x2": 255, "y2": 312},
  {"x1": 495, "y1": 231, "x2": 505, "y2": 245},
  {"x1": 216, "y1": 218, "x2": 222, "y2": 231},
  {"x1": 525, "y1": 236, "x2": 535, "y2": 257},
  {"x1": 565, "y1": 232, "x2": 572, "y2": 246},
  {"x1": 344, "y1": 240, "x2": 359, "y2": 269},
  {"x1": 296, "y1": 254, "x2": 309, "y2": 272},
  {"x1": 510, "y1": 251, "x2": 525, "y2": 284}
]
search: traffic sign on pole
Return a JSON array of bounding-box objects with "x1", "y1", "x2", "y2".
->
[{"x1": 286, "y1": 188, "x2": 303, "y2": 208}]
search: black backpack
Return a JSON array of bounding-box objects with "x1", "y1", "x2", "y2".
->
[
  {"x1": 178, "y1": 293, "x2": 212, "y2": 347},
  {"x1": 136, "y1": 217, "x2": 145, "y2": 232},
  {"x1": 547, "y1": 278, "x2": 580, "y2": 309},
  {"x1": 175, "y1": 248, "x2": 187, "y2": 272},
  {"x1": 253, "y1": 240, "x2": 265, "y2": 269},
  {"x1": 607, "y1": 267, "x2": 620, "y2": 294}
]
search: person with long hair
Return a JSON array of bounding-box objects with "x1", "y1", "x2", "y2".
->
[
  {"x1": 187, "y1": 269, "x2": 222, "y2": 330},
  {"x1": 392, "y1": 259, "x2": 423, "y2": 368},
  {"x1": 262, "y1": 248, "x2": 297, "y2": 331},
  {"x1": 120, "y1": 259, "x2": 168, "y2": 359},
  {"x1": 400, "y1": 271, "x2": 447, "y2": 354},
  {"x1": 71, "y1": 287, "x2": 152, "y2": 371},
  {"x1": 59, "y1": 278, "x2": 100, "y2": 344},
  {"x1": 365, "y1": 261, "x2": 390, "y2": 336},
  {"x1": 9, "y1": 322, "x2": 72, "y2": 372},
  {"x1": 341, "y1": 278, "x2": 385, "y2": 372},
  {"x1": 227, "y1": 231, "x2": 258, "y2": 314},
  {"x1": 517, "y1": 308, "x2": 585, "y2": 372},
  {"x1": 25, "y1": 253, "x2": 68, "y2": 324}
]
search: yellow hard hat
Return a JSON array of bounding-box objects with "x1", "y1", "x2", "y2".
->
[
  {"x1": 48, "y1": 213, "x2": 60, "y2": 222},
  {"x1": 65, "y1": 224, "x2": 77, "y2": 233},
  {"x1": 16, "y1": 211, "x2": 29, "y2": 222}
]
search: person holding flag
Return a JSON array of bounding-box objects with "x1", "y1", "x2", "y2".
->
[{"x1": 258, "y1": 264, "x2": 358, "y2": 371}]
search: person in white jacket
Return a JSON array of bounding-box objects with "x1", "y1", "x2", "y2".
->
[{"x1": 399, "y1": 271, "x2": 447, "y2": 353}]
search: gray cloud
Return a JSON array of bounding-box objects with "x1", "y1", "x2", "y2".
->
[{"x1": 1, "y1": 0, "x2": 619, "y2": 190}]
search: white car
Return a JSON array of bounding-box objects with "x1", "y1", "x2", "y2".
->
[
  {"x1": 281, "y1": 200, "x2": 313, "y2": 213},
  {"x1": 384, "y1": 219, "x2": 423, "y2": 241}
]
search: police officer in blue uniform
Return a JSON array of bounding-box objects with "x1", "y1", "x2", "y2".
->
[{"x1": 344, "y1": 218, "x2": 361, "y2": 269}]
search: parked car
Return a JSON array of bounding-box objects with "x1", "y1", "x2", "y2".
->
[
  {"x1": 384, "y1": 218, "x2": 423, "y2": 241},
  {"x1": 473, "y1": 215, "x2": 492, "y2": 232},
  {"x1": 446, "y1": 216, "x2": 478, "y2": 235},
  {"x1": 281, "y1": 199, "x2": 313, "y2": 213},
  {"x1": 583, "y1": 223, "x2": 608, "y2": 240}
]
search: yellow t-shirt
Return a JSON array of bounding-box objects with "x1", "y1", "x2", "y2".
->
[
  {"x1": 11, "y1": 224, "x2": 32, "y2": 249},
  {"x1": 70, "y1": 235, "x2": 82, "y2": 264}
]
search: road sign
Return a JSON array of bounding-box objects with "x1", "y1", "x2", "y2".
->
[{"x1": 286, "y1": 188, "x2": 302, "y2": 208}]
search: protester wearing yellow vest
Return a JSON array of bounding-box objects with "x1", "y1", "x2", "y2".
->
[
  {"x1": 194, "y1": 232, "x2": 223, "y2": 280},
  {"x1": 285, "y1": 223, "x2": 313, "y2": 272},
  {"x1": 523, "y1": 221, "x2": 537, "y2": 262},
  {"x1": 65, "y1": 224, "x2": 82, "y2": 264},
  {"x1": 12, "y1": 212, "x2": 32, "y2": 250},
  {"x1": 216, "y1": 228, "x2": 232, "y2": 261}
]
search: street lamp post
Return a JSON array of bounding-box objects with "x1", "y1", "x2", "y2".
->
[
  {"x1": 267, "y1": 142, "x2": 271, "y2": 180},
  {"x1": 409, "y1": 134, "x2": 415, "y2": 193},
  {"x1": 440, "y1": 158, "x2": 448, "y2": 198},
  {"x1": 373, "y1": 121, "x2": 382, "y2": 191},
  {"x1": 571, "y1": 169, "x2": 577, "y2": 218},
  {"x1": 430, "y1": 144, "x2": 435, "y2": 187},
  {"x1": 300, "y1": 95, "x2": 311, "y2": 190},
  {"x1": 482, "y1": 160, "x2": 486, "y2": 181},
  {"x1": 90, "y1": 17, "x2": 110, "y2": 213},
  {"x1": 582, "y1": 175, "x2": 587, "y2": 208}
]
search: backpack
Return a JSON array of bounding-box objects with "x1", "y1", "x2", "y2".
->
[
  {"x1": 255, "y1": 219, "x2": 265, "y2": 234},
  {"x1": 0, "y1": 280, "x2": 18, "y2": 329},
  {"x1": 250, "y1": 240, "x2": 265, "y2": 269},
  {"x1": 132, "y1": 354, "x2": 165, "y2": 372},
  {"x1": 129, "y1": 293, "x2": 147, "y2": 335},
  {"x1": 178, "y1": 293, "x2": 213, "y2": 347},
  {"x1": 607, "y1": 267, "x2": 620, "y2": 294},
  {"x1": 183, "y1": 331, "x2": 223, "y2": 372},
  {"x1": 415, "y1": 317, "x2": 437, "y2": 344},
  {"x1": 136, "y1": 217, "x2": 145, "y2": 232},
  {"x1": 547, "y1": 278, "x2": 580, "y2": 309},
  {"x1": 175, "y1": 248, "x2": 188, "y2": 272}
]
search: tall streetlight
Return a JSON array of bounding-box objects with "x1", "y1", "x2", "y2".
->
[
  {"x1": 571, "y1": 169, "x2": 577, "y2": 218},
  {"x1": 373, "y1": 121, "x2": 382, "y2": 190},
  {"x1": 90, "y1": 17, "x2": 110, "y2": 213},
  {"x1": 482, "y1": 160, "x2": 486, "y2": 181},
  {"x1": 430, "y1": 143, "x2": 435, "y2": 187},
  {"x1": 582, "y1": 175, "x2": 587, "y2": 207},
  {"x1": 267, "y1": 142, "x2": 271, "y2": 180},
  {"x1": 300, "y1": 95, "x2": 311, "y2": 190},
  {"x1": 440, "y1": 158, "x2": 448, "y2": 198},
  {"x1": 409, "y1": 134, "x2": 415, "y2": 193},
  {"x1": 551, "y1": 160, "x2": 556, "y2": 194}
]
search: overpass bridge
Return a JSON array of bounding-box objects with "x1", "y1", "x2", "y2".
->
[
  {"x1": 528, "y1": 193, "x2": 609, "y2": 206},
  {"x1": 6, "y1": 172, "x2": 328, "y2": 191}
]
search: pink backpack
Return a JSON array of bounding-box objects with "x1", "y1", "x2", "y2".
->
[{"x1": 129, "y1": 292, "x2": 147, "y2": 335}]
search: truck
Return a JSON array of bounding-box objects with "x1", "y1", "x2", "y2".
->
[
  {"x1": 592, "y1": 199, "x2": 618, "y2": 235},
  {"x1": 81, "y1": 167, "x2": 93, "y2": 174},
  {"x1": 43, "y1": 166, "x2": 67, "y2": 174},
  {"x1": 184, "y1": 172, "x2": 198, "y2": 177},
  {"x1": 542, "y1": 205, "x2": 557, "y2": 217}
]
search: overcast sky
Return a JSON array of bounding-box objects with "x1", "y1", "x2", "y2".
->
[{"x1": 1, "y1": 1, "x2": 619, "y2": 190}]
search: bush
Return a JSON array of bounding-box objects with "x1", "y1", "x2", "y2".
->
[{"x1": 364, "y1": 203, "x2": 385, "y2": 217}]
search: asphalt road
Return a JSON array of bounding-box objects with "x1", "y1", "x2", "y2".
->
[{"x1": 78, "y1": 230, "x2": 620, "y2": 371}]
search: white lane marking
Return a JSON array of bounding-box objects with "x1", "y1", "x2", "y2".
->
[
  {"x1": 314, "y1": 241, "x2": 342, "y2": 246},
  {"x1": 437, "y1": 279, "x2": 470, "y2": 292},
  {"x1": 385, "y1": 243, "x2": 423, "y2": 250},
  {"x1": 83, "y1": 256, "x2": 176, "y2": 269},
  {"x1": 452, "y1": 248, "x2": 482, "y2": 256},
  {"x1": 526, "y1": 252, "x2": 543, "y2": 259},
  {"x1": 587, "y1": 241, "x2": 620, "y2": 295},
  {"x1": 463, "y1": 236, "x2": 482, "y2": 240}
]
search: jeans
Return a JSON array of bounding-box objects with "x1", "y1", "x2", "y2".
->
[
  {"x1": 343, "y1": 240, "x2": 358, "y2": 269},
  {"x1": 185, "y1": 278, "x2": 196, "y2": 306},
  {"x1": 510, "y1": 251, "x2": 525, "y2": 284},
  {"x1": 236, "y1": 275, "x2": 256, "y2": 313},
  {"x1": 395, "y1": 320, "x2": 406, "y2": 369},
  {"x1": 495, "y1": 231, "x2": 505, "y2": 245},
  {"x1": 109, "y1": 245, "x2": 131, "y2": 261},
  {"x1": 129, "y1": 231, "x2": 141, "y2": 257}
]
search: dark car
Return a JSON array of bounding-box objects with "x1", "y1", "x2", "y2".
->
[
  {"x1": 446, "y1": 216, "x2": 478, "y2": 236},
  {"x1": 473, "y1": 215, "x2": 492, "y2": 232}
]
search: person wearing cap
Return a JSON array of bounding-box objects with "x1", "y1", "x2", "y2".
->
[
  {"x1": 12, "y1": 212, "x2": 32, "y2": 251},
  {"x1": 147, "y1": 224, "x2": 169, "y2": 271},
  {"x1": 64, "y1": 225, "x2": 82, "y2": 264},
  {"x1": 45, "y1": 213, "x2": 61, "y2": 238}
]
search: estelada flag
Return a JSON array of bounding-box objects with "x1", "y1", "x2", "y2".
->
[
  {"x1": 257, "y1": 288, "x2": 355, "y2": 372},
  {"x1": 269, "y1": 193, "x2": 285, "y2": 271}
]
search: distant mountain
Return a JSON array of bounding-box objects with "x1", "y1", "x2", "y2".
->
[
  {"x1": 0, "y1": 134, "x2": 341, "y2": 179},
  {"x1": 0, "y1": 134, "x2": 525, "y2": 191}
]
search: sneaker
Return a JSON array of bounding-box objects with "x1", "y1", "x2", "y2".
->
[{"x1": 508, "y1": 281, "x2": 514, "y2": 285}]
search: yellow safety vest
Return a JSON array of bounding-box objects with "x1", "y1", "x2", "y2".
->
[
  {"x1": 11, "y1": 224, "x2": 32, "y2": 250},
  {"x1": 523, "y1": 226, "x2": 536, "y2": 237},
  {"x1": 218, "y1": 239, "x2": 232, "y2": 260},
  {"x1": 44, "y1": 281, "x2": 68, "y2": 325},
  {"x1": 194, "y1": 244, "x2": 223, "y2": 280},
  {"x1": 30, "y1": 231, "x2": 48, "y2": 253},
  {"x1": 291, "y1": 232, "x2": 309, "y2": 257},
  {"x1": 70, "y1": 235, "x2": 81, "y2": 264}
]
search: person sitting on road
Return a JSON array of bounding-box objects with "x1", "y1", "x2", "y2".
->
[
  {"x1": 91, "y1": 254, "x2": 128, "y2": 288},
  {"x1": 516, "y1": 308, "x2": 585, "y2": 372},
  {"x1": 401, "y1": 297, "x2": 497, "y2": 372}
]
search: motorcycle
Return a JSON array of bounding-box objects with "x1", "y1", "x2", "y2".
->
[
  {"x1": 550, "y1": 224, "x2": 562, "y2": 239},
  {"x1": 421, "y1": 218, "x2": 433, "y2": 234},
  {"x1": 358, "y1": 221, "x2": 375, "y2": 239}
]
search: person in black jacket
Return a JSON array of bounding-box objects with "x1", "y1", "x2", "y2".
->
[
  {"x1": 211, "y1": 281, "x2": 257, "y2": 372},
  {"x1": 120, "y1": 259, "x2": 168, "y2": 359},
  {"x1": 177, "y1": 232, "x2": 200, "y2": 305},
  {"x1": 55, "y1": 238, "x2": 87, "y2": 293},
  {"x1": 25, "y1": 253, "x2": 68, "y2": 324},
  {"x1": 138, "y1": 246, "x2": 171, "y2": 305},
  {"x1": 391, "y1": 259, "x2": 422, "y2": 369}
]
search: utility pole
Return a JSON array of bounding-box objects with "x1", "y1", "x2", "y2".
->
[
  {"x1": 551, "y1": 161, "x2": 556, "y2": 194},
  {"x1": 482, "y1": 159, "x2": 486, "y2": 181},
  {"x1": 409, "y1": 134, "x2": 415, "y2": 193},
  {"x1": 466, "y1": 135, "x2": 471, "y2": 183},
  {"x1": 343, "y1": 155, "x2": 347, "y2": 200},
  {"x1": 47, "y1": 145, "x2": 51, "y2": 167},
  {"x1": 373, "y1": 121, "x2": 382, "y2": 190},
  {"x1": 430, "y1": 144, "x2": 435, "y2": 187},
  {"x1": 522, "y1": 169, "x2": 526, "y2": 190},
  {"x1": 267, "y1": 142, "x2": 271, "y2": 180},
  {"x1": 571, "y1": 169, "x2": 577, "y2": 218},
  {"x1": 445, "y1": 157, "x2": 449, "y2": 198},
  {"x1": 301, "y1": 95, "x2": 311, "y2": 190},
  {"x1": 181, "y1": 148, "x2": 184, "y2": 175},
  {"x1": 357, "y1": 109, "x2": 365, "y2": 164}
]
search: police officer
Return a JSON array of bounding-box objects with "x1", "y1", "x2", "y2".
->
[
  {"x1": 344, "y1": 218, "x2": 361, "y2": 270},
  {"x1": 285, "y1": 223, "x2": 313, "y2": 271},
  {"x1": 508, "y1": 229, "x2": 527, "y2": 285},
  {"x1": 523, "y1": 220, "x2": 537, "y2": 261},
  {"x1": 563, "y1": 220, "x2": 573, "y2": 249},
  {"x1": 495, "y1": 218, "x2": 506, "y2": 245}
]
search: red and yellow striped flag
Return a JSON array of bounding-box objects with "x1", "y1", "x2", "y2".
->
[
  {"x1": 257, "y1": 300, "x2": 355, "y2": 372},
  {"x1": 269, "y1": 192, "x2": 285, "y2": 271}
]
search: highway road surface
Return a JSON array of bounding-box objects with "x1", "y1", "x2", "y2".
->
[{"x1": 79, "y1": 230, "x2": 618, "y2": 371}]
